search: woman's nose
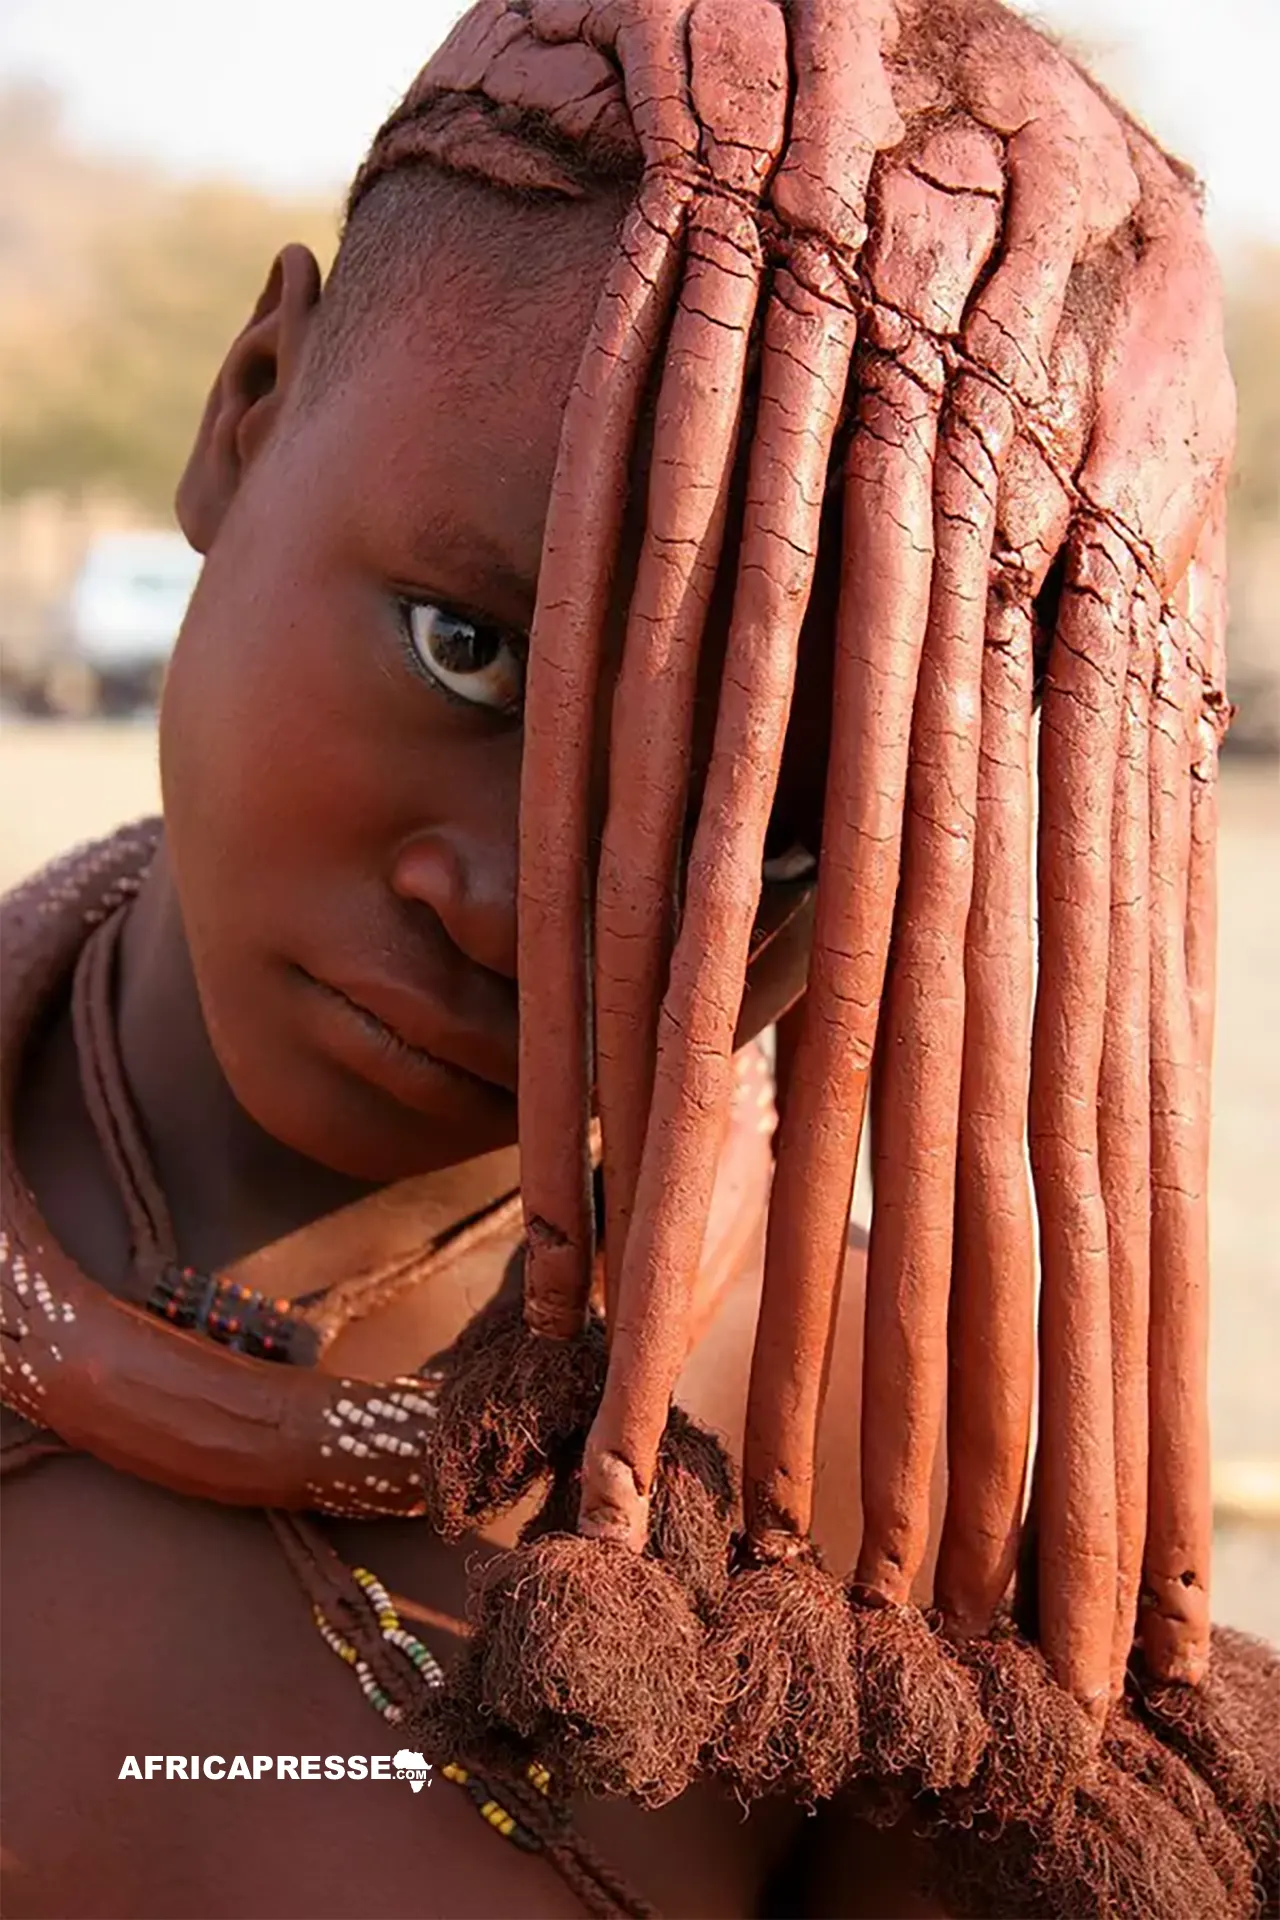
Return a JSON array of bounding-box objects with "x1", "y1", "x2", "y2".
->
[{"x1": 389, "y1": 830, "x2": 517, "y2": 980}]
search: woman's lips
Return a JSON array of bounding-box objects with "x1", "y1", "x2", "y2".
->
[{"x1": 298, "y1": 966, "x2": 517, "y2": 1098}]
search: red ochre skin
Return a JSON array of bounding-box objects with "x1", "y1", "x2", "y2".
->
[
  {"x1": 0, "y1": 120, "x2": 924, "y2": 1920},
  {"x1": 1, "y1": 0, "x2": 1249, "y2": 1913},
  {"x1": 2, "y1": 849, "x2": 928, "y2": 1917}
]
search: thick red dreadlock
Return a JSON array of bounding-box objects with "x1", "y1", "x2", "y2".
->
[{"x1": 344, "y1": 1, "x2": 1275, "y2": 1910}]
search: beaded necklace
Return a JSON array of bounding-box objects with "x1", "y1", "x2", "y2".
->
[
  {"x1": 1, "y1": 833, "x2": 656, "y2": 1917},
  {"x1": 264, "y1": 1514, "x2": 659, "y2": 1920},
  {"x1": 309, "y1": 1557, "x2": 549, "y2": 1852},
  {"x1": 271, "y1": 1515, "x2": 666, "y2": 1920},
  {"x1": 266, "y1": 1510, "x2": 587, "y2": 1868}
]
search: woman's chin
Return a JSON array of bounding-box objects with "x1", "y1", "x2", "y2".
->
[{"x1": 216, "y1": 1025, "x2": 518, "y2": 1189}]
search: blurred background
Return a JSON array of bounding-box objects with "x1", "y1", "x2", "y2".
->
[{"x1": 0, "y1": 2, "x2": 1276, "y2": 1636}]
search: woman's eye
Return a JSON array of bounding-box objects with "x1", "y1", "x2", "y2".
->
[{"x1": 404, "y1": 601, "x2": 525, "y2": 713}]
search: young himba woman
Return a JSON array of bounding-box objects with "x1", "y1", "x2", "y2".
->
[{"x1": 2, "y1": 2, "x2": 1276, "y2": 1916}]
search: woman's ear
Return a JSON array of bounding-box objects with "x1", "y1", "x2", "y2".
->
[{"x1": 175, "y1": 243, "x2": 322, "y2": 553}]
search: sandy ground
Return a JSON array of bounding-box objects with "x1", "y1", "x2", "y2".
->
[{"x1": 1, "y1": 716, "x2": 1276, "y2": 1643}]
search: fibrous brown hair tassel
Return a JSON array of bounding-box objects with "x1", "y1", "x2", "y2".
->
[
  {"x1": 338, "y1": 5, "x2": 1270, "y2": 1904},
  {"x1": 849, "y1": 179, "x2": 1045, "y2": 1798},
  {"x1": 451, "y1": 0, "x2": 814, "y2": 1802},
  {"x1": 567, "y1": 233, "x2": 862, "y2": 1803},
  {"x1": 709, "y1": 8, "x2": 924, "y2": 1809},
  {"x1": 719, "y1": 119, "x2": 1012, "y2": 1802}
]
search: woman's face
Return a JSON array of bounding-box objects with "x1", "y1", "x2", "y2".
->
[{"x1": 162, "y1": 177, "x2": 829, "y2": 1185}]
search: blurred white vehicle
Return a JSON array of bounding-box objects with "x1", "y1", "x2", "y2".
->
[{"x1": 43, "y1": 531, "x2": 202, "y2": 717}]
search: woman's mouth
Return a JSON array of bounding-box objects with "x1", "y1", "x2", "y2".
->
[{"x1": 295, "y1": 965, "x2": 517, "y2": 1103}]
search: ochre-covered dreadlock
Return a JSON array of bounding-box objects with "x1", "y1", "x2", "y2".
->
[{"x1": 347, "y1": 1, "x2": 1274, "y2": 1910}]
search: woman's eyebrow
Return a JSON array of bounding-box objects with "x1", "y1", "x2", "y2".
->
[{"x1": 405, "y1": 509, "x2": 538, "y2": 632}]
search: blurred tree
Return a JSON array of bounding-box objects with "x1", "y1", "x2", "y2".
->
[
  {"x1": 0, "y1": 86, "x2": 336, "y2": 515},
  {"x1": 1225, "y1": 245, "x2": 1280, "y2": 542},
  {"x1": 1222, "y1": 244, "x2": 1280, "y2": 748},
  {"x1": 0, "y1": 80, "x2": 1276, "y2": 571}
]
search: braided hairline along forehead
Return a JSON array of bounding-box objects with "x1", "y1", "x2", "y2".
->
[
  {"x1": 344, "y1": 71, "x2": 1208, "y2": 605},
  {"x1": 349, "y1": 0, "x2": 1230, "y2": 1756}
]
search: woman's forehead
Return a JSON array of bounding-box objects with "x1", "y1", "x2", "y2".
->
[{"x1": 303, "y1": 176, "x2": 627, "y2": 627}]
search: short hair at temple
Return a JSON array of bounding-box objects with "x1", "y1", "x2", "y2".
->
[{"x1": 300, "y1": 100, "x2": 636, "y2": 403}]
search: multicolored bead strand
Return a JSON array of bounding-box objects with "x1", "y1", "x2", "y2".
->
[
  {"x1": 313, "y1": 1559, "x2": 547, "y2": 1853},
  {"x1": 350, "y1": 1567, "x2": 446, "y2": 1687},
  {"x1": 311, "y1": 1603, "x2": 405, "y2": 1724},
  {"x1": 441, "y1": 1762, "x2": 543, "y2": 1852},
  {"x1": 147, "y1": 1264, "x2": 319, "y2": 1365}
]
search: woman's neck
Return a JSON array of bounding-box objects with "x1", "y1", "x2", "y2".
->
[{"x1": 114, "y1": 847, "x2": 516, "y2": 1274}]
